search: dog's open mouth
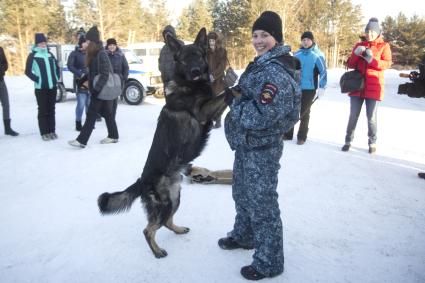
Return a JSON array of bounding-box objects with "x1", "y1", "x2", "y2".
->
[{"x1": 192, "y1": 76, "x2": 201, "y2": 81}]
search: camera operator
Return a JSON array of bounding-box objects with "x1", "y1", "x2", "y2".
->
[
  {"x1": 397, "y1": 55, "x2": 425, "y2": 180},
  {"x1": 398, "y1": 56, "x2": 425, "y2": 98}
]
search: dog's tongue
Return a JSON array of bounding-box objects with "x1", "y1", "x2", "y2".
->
[{"x1": 193, "y1": 76, "x2": 200, "y2": 81}]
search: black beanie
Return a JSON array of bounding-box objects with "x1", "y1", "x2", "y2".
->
[
  {"x1": 252, "y1": 11, "x2": 283, "y2": 43},
  {"x1": 301, "y1": 31, "x2": 314, "y2": 41},
  {"x1": 106, "y1": 38, "x2": 117, "y2": 46},
  {"x1": 365, "y1": 17, "x2": 381, "y2": 34},
  {"x1": 78, "y1": 35, "x2": 86, "y2": 47},
  {"x1": 86, "y1": 26, "x2": 100, "y2": 43},
  {"x1": 35, "y1": 33, "x2": 47, "y2": 44}
]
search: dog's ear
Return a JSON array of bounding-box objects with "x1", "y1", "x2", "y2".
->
[
  {"x1": 194, "y1": 28, "x2": 207, "y2": 50},
  {"x1": 166, "y1": 34, "x2": 183, "y2": 54}
]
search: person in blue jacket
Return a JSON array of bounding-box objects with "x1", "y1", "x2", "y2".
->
[
  {"x1": 67, "y1": 35, "x2": 89, "y2": 131},
  {"x1": 25, "y1": 33, "x2": 60, "y2": 141},
  {"x1": 219, "y1": 11, "x2": 301, "y2": 281},
  {"x1": 283, "y1": 31, "x2": 327, "y2": 144}
]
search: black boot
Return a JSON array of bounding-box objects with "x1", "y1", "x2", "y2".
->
[
  {"x1": 341, "y1": 144, "x2": 350, "y2": 152},
  {"x1": 218, "y1": 237, "x2": 254, "y2": 250},
  {"x1": 240, "y1": 265, "x2": 266, "y2": 281},
  {"x1": 418, "y1": 172, "x2": 425, "y2": 180},
  {"x1": 76, "y1": 121, "x2": 82, "y2": 131},
  {"x1": 4, "y1": 119, "x2": 19, "y2": 136}
]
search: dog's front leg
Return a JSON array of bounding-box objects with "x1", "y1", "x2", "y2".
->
[{"x1": 197, "y1": 94, "x2": 228, "y2": 123}]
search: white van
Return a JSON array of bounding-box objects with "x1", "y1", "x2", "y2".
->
[
  {"x1": 127, "y1": 42, "x2": 164, "y2": 73},
  {"x1": 45, "y1": 44, "x2": 162, "y2": 105}
]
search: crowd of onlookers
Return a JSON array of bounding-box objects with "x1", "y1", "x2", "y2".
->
[{"x1": 1, "y1": 12, "x2": 424, "y2": 281}]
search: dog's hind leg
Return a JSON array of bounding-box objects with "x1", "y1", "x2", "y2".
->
[
  {"x1": 164, "y1": 183, "x2": 190, "y2": 234},
  {"x1": 143, "y1": 222, "x2": 167, "y2": 258},
  {"x1": 165, "y1": 216, "x2": 190, "y2": 234}
]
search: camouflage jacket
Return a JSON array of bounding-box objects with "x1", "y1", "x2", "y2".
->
[{"x1": 225, "y1": 44, "x2": 301, "y2": 150}]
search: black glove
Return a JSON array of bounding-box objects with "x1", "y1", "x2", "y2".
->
[
  {"x1": 76, "y1": 74, "x2": 88, "y2": 88},
  {"x1": 224, "y1": 87, "x2": 234, "y2": 105}
]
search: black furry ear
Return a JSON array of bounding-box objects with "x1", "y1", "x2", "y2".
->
[
  {"x1": 166, "y1": 34, "x2": 183, "y2": 54},
  {"x1": 194, "y1": 28, "x2": 207, "y2": 50}
]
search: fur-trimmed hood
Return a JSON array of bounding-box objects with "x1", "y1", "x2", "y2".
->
[{"x1": 207, "y1": 31, "x2": 224, "y2": 49}]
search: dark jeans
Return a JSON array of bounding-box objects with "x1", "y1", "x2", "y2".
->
[
  {"x1": 0, "y1": 80, "x2": 10, "y2": 120},
  {"x1": 112, "y1": 97, "x2": 118, "y2": 119},
  {"x1": 283, "y1": 89, "x2": 316, "y2": 141},
  {"x1": 77, "y1": 97, "x2": 119, "y2": 145},
  {"x1": 35, "y1": 88, "x2": 56, "y2": 135},
  {"x1": 345, "y1": 96, "x2": 378, "y2": 145}
]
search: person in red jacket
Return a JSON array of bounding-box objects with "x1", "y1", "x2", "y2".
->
[{"x1": 341, "y1": 17, "x2": 392, "y2": 154}]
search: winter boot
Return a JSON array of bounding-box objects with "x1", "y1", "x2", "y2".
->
[
  {"x1": 48, "y1": 133, "x2": 58, "y2": 140},
  {"x1": 4, "y1": 119, "x2": 19, "y2": 136},
  {"x1": 76, "y1": 121, "x2": 82, "y2": 131},
  {"x1": 218, "y1": 237, "x2": 254, "y2": 250},
  {"x1": 341, "y1": 144, "x2": 350, "y2": 152},
  {"x1": 418, "y1": 172, "x2": 425, "y2": 180},
  {"x1": 41, "y1": 134, "x2": 51, "y2": 141},
  {"x1": 240, "y1": 265, "x2": 266, "y2": 281},
  {"x1": 368, "y1": 144, "x2": 376, "y2": 154}
]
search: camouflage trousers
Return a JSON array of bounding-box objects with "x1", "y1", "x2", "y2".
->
[{"x1": 229, "y1": 142, "x2": 284, "y2": 277}]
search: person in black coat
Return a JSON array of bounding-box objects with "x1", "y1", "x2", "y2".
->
[
  {"x1": 67, "y1": 35, "x2": 89, "y2": 131},
  {"x1": 105, "y1": 38, "x2": 129, "y2": 118},
  {"x1": 68, "y1": 26, "x2": 119, "y2": 148},
  {"x1": 158, "y1": 25, "x2": 184, "y2": 92},
  {"x1": 0, "y1": 46, "x2": 19, "y2": 136}
]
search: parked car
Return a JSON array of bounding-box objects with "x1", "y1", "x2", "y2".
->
[{"x1": 42, "y1": 44, "x2": 162, "y2": 105}]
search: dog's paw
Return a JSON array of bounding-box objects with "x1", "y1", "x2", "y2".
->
[
  {"x1": 175, "y1": 226, "x2": 190, "y2": 234},
  {"x1": 154, "y1": 248, "x2": 168, "y2": 258}
]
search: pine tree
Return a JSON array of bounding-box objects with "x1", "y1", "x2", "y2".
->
[{"x1": 176, "y1": 0, "x2": 213, "y2": 41}]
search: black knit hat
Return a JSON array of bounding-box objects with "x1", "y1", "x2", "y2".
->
[
  {"x1": 301, "y1": 31, "x2": 314, "y2": 41},
  {"x1": 106, "y1": 38, "x2": 117, "y2": 46},
  {"x1": 252, "y1": 11, "x2": 283, "y2": 43},
  {"x1": 86, "y1": 26, "x2": 100, "y2": 43},
  {"x1": 365, "y1": 17, "x2": 381, "y2": 34},
  {"x1": 78, "y1": 35, "x2": 86, "y2": 47},
  {"x1": 35, "y1": 33, "x2": 47, "y2": 44}
]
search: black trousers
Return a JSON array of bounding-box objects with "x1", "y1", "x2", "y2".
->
[
  {"x1": 284, "y1": 89, "x2": 316, "y2": 141},
  {"x1": 35, "y1": 88, "x2": 56, "y2": 135},
  {"x1": 77, "y1": 97, "x2": 118, "y2": 145}
]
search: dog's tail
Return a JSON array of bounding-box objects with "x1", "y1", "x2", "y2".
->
[{"x1": 98, "y1": 180, "x2": 142, "y2": 215}]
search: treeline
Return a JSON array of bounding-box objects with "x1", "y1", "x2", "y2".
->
[{"x1": 0, "y1": 0, "x2": 424, "y2": 75}]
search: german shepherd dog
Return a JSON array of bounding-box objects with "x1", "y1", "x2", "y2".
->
[{"x1": 97, "y1": 28, "x2": 229, "y2": 258}]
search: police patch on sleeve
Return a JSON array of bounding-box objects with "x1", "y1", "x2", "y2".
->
[{"x1": 260, "y1": 83, "x2": 278, "y2": 104}]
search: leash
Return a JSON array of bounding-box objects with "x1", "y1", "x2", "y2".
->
[{"x1": 295, "y1": 95, "x2": 319, "y2": 124}]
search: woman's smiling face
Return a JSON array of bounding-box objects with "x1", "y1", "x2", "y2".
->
[{"x1": 252, "y1": 30, "x2": 277, "y2": 56}]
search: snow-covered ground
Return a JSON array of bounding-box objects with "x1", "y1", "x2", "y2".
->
[{"x1": 0, "y1": 69, "x2": 424, "y2": 283}]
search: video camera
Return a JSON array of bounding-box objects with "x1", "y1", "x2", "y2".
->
[{"x1": 397, "y1": 63, "x2": 425, "y2": 98}]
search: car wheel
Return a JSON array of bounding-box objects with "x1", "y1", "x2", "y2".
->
[
  {"x1": 56, "y1": 83, "x2": 66, "y2": 102},
  {"x1": 123, "y1": 81, "x2": 145, "y2": 105}
]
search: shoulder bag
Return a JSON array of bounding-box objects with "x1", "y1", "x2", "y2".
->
[
  {"x1": 339, "y1": 60, "x2": 364, "y2": 93},
  {"x1": 223, "y1": 58, "x2": 238, "y2": 87},
  {"x1": 93, "y1": 51, "x2": 122, "y2": 100}
]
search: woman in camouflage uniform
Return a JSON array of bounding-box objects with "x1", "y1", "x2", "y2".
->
[{"x1": 220, "y1": 11, "x2": 301, "y2": 280}]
